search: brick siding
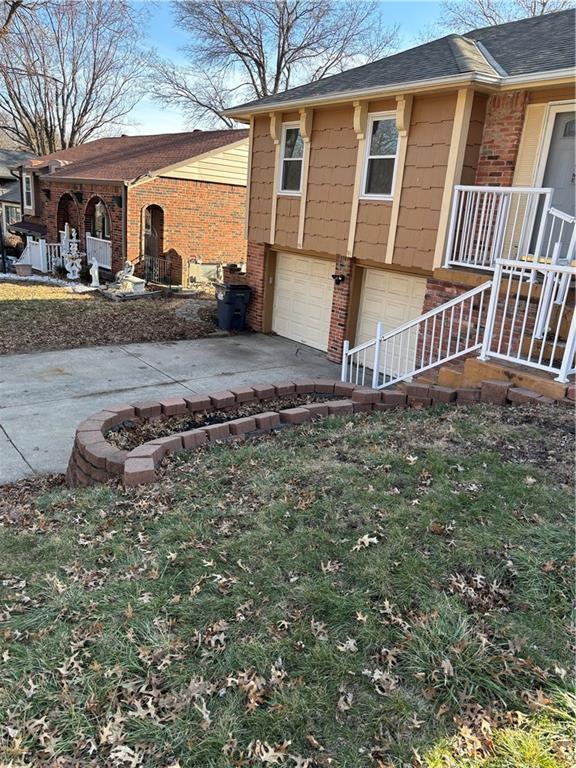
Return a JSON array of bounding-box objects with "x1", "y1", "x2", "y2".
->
[
  {"x1": 327, "y1": 256, "x2": 353, "y2": 363},
  {"x1": 475, "y1": 91, "x2": 528, "y2": 186},
  {"x1": 127, "y1": 177, "x2": 246, "y2": 285},
  {"x1": 42, "y1": 180, "x2": 124, "y2": 271},
  {"x1": 244, "y1": 241, "x2": 267, "y2": 331}
]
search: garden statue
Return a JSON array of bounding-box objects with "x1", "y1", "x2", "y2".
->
[
  {"x1": 90, "y1": 258, "x2": 100, "y2": 287},
  {"x1": 64, "y1": 229, "x2": 82, "y2": 280},
  {"x1": 109, "y1": 259, "x2": 146, "y2": 295},
  {"x1": 114, "y1": 261, "x2": 135, "y2": 283}
]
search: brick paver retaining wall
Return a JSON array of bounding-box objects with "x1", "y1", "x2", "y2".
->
[{"x1": 66, "y1": 378, "x2": 572, "y2": 489}]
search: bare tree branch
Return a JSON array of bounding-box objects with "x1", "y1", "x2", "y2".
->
[
  {"x1": 0, "y1": 0, "x2": 149, "y2": 153},
  {"x1": 430, "y1": 0, "x2": 574, "y2": 36},
  {"x1": 152, "y1": 0, "x2": 399, "y2": 127}
]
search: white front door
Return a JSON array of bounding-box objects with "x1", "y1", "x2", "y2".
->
[{"x1": 272, "y1": 252, "x2": 334, "y2": 351}]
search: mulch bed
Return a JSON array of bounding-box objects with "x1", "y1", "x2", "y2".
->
[{"x1": 106, "y1": 393, "x2": 335, "y2": 451}]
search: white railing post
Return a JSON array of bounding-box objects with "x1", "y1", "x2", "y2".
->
[
  {"x1": 531, "y1": 190, "x2": 553, "y2": 261},
  {"x1": 341, "y1": 340, "x2": 350, "y2": 382},
  {"x1": 444, "y1": 187, "x2": 461, "y2": 267},
  {"x1": 371, "y1": 321, "x2": 384, "y2": 389},
  {"x1": 555, "y1": 311, "x2": 576, "y2": 384},
  {"x1": 478, "y1": 260, "x2": 503, "y2": 361}
]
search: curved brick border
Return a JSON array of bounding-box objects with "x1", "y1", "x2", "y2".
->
[{"x1": 66, "y1": 378, "x2": 570, "y2": 489}]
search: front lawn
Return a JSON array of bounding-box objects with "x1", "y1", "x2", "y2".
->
[
  {"x1": 0, "y1": 404, "x2": 574, "y2": 767},
  {"x1": 0, "y1": 281, "x2": 216, "y2": 355}
]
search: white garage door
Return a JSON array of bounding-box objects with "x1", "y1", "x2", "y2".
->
[
  {"x1": 356, "y1": 269, "x2": 427, "y2": 378},
  {"x1": 272, "y1": 252, "x2": 334, "y2": 351}
]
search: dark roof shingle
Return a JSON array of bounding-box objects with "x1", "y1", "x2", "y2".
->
[
  {"x1": 27, "y1": 130, "x2": 249, "y2": 182},
  {"x1": 228, "y1": 9, "x2": 575, "y2": 112}
]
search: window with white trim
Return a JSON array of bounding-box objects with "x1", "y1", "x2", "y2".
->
[
  {"x1": 279, "y1": 123, "x2": 303, "y2": 194},
  {"x1": 23, "y1": 174, "x2": 33, "y2": 209},
  {"x1": 362, "y1": 115, "x2": 398, "y2": 198},
  {"x1": 4, "y1": 204, "x2": 20, "y2": 227}
]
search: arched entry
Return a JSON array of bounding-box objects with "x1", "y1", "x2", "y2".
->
[
  {"x1": 84, "y1": 196, "x2": 112, "y2": 269},
  {"x1": 142, "y1": 204, "x2": 164, "y2": 259},
  {"x1": 56, "y1": 193, "x2": 79, "y2": 236},
  {"x1": 85, "y1": 196, "x2": 111, "y2": 240}
]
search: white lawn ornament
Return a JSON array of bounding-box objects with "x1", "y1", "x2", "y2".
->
[
  {"x1": 89, "y1": 258, "x2": 100, "y2": 287},
  {"x1": 64, "y1": 229, "x2": 82, "y2": 280}
]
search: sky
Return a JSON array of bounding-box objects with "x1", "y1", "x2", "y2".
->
[{"x1": 128, "y1": 0, "x2": 445, "y2": 135}]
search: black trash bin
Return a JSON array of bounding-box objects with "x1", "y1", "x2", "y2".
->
[{"x1": 216, "y1": 283, "x2": 252, "y2": 331}]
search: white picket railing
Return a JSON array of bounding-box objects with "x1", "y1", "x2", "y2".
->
[
  {"x1": 480, "y1": 259, "x2": 575, "y2": 381},
  {"x1": 86, "y1": 234, "x2": 112, "y2": 269},
  {"x1": 342, "y1": 260, "x2": 575, "y2": 388},
  {"x1": 342, "y1": 281, "x2": 493, "y2": 388},
  {"x1": 46, "y1": 243, "x2": 62, "y2": 272},
  {"x1": 445, "y1": 185, "x2": 554, "y2": 270}
]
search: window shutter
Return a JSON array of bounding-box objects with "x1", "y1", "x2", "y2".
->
[{"x1": 512, "y1": 103, "x2": 547, "y2": 186}]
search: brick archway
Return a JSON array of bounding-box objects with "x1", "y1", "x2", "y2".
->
[
  {"x1": 56, "y1": 192, "x2": 80, "y2": 237},
  {"x1": 84, "y1": 196, "x2": 111, "y2": 240}
]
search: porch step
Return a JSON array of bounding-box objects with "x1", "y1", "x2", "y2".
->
[
  {"x1": 443, "y1": 357, "x2": 569, "y2": 400},
  {"x1": 520, "y1": 336, "x2": 567, "y2": 367}
]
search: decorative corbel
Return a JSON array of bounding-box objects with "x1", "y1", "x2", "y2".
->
[
  {"x1": 269, "y1": 112, "x2": 281, "y2": 145},
  {"x1": 299, "y1": 107, "x2": 313, "y2": 143},
  {"x1": 395, "y1": 95, "x2": 413, "y2": 137},
  {"x1": 353, "y1": 100, "x2": 368, "y2": 140}
]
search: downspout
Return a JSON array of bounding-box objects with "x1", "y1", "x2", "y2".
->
[{"x1": 122, "y1": 180, "x2": 128, "y2": 266}]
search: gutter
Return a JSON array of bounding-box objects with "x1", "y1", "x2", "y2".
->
[{"x1": 223, "y1": 66, "x2": 575, "y2": 118}]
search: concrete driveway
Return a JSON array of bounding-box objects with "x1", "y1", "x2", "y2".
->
[{"x1": 0, "y1": 335, "x2": 339, "y2": 484}]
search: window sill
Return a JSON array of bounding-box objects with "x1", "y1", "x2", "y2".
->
[
  {"x1": 358, "y1": 195, "x2": 393, "y2": 202},
  {"x1": 277, "y1": 190, "x2": 302, "y2": 197}
]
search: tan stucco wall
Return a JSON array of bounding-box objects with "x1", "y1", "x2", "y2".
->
[
  {"x1": 391, "y1": 92, "x2": 457, "y2": 271},
  {"x1": 248, "y1": 115, "x2": 275, "y2": 243}
]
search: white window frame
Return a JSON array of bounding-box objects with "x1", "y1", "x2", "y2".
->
[
  {"x1": 3, "y1": 203, "x2": 20, "y2": 230},
  {"x1": 360, "y1": 111, "x2": 398, "y2": 201},
  {"x1": 278, "y1": 122, "x2": 303, "y2": 196},
  {"x1": 23, "y1": 173, "x2": 33, "y2": 211},
  {"x1": 533, "y1": 100, "x2": 575, "y2": 187}
]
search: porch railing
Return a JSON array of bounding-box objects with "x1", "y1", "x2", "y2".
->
[
  {"x1": 86, "y1": 234, "x2": 112, "y2": 269},
  {"x1": 47, "y1": 243, "x2": 62, "y2": 272},
  {"x1": 19, "y1": 239, "x2": 47, "y2": 272},
  {"x1": 445, "y1": 185, "x2": 554, "y2": 270},
  {"x1": 342, "y1": 259, "x2": 575, "y2": 387},
  {"x1": 342, "y1": 282, "x2": 492, "y2": 388}
]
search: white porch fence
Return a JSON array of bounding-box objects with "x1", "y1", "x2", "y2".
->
[
  {"x1": 342, "y1": 258, "x2": 575, "y2": 388},
  {"x1": 47, "y1": 243, "x2": 62, "y2": 272},
  {"x1": 19, "y1": 239, "x2": 47, "y2": 272},
  {"x1": 86, "y1": 234, "x2": 112, "y2": 269},
  {"x1": 444, "y1": 185, "x2": 576, "y2": 270}
]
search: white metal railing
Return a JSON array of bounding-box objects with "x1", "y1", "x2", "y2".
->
[
  {"x1": 342, "y1": 282, "x2": 493, "y2": 388},
  {"x1": 86, "y1": 234, "x2": 112, "y2": 269},
  {"x1": 480, "y1": 258, "x2": 575, "y2": 382},
  {"x1": 18, "y1": 238, "x2": 47, "y2": 272},
  {"x1": 445, "y1": 185, "x2": 554, "y2": 270}
]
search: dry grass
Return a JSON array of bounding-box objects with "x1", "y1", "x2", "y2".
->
[{"x1": 0, "y1": 281, "x2": 217, "y2": 355}]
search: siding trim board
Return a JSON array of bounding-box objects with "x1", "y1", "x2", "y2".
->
[
  {"x1": 297, "y1": 108, "x2": 313, "y2": 248},
  {"x1": 269, "y1": 112, "x2": 282, "y2": 243},
  {"x1": 433, "y1": 88, "x2": 474, "y2": 268},
  {"x1": 346, "y1": 101, "x2": 369, "y2": 258},
  {"x1": 385, "y1": 95, "x2": 413, "y2": 264}
]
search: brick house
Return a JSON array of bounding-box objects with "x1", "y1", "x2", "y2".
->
[
  {"x1": 11, "y1": 130, "x2": 249, "y2": 284},
  {"x1": 224, "y1": 10, "x2": 575, "y2": 388}
]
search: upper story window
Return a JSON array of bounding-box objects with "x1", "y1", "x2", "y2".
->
[
  {"x1": 279, "y1": 123, "x2": 303, "y2": 194},
  {"x1": 23, "y1": 173, "x2": 33, "y2": 210},
  {"x1": 362, "y1": 114, "x2": 398, "y2": 199},
  {"x1": 4, "y1": 204, "x2": 20, "y2": 226}
]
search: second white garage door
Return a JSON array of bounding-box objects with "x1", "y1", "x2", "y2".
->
[
  {"x1": 272, "y1": 252, "x2": 334, "y2": 351},
  {"x1": 356, "y1": 269, "x2": 427, "y2": 377}
]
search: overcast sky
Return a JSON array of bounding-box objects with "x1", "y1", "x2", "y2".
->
[{"x1": 128, "y1": 0, "x2": 445, "y2": 135}]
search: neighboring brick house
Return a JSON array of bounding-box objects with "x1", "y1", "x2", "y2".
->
[
  {"x1": 11, "y1": 130, "x2": 249, "y2": 283},
  {"x1": 224, "y1": 10, "x2": 575, "y2": 378}
]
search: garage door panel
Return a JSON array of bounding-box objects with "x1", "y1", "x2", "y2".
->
[
  {"x1": 272, "y1": 252, "x2": 334, "y2": 351},
  {"x1": 357, "y1": 269, "x2": 426, "y2": 379}
]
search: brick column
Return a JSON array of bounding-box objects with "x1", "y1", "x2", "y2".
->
[
  {"x1": 244, "y1": 241, "x2": 267, "y2": 332},
  {"x1": 327, "y1": 256, "x2": 353, "y2": 363},
  {"x1": 475, "y1": 91, "x2": 528, "y2": 186}
]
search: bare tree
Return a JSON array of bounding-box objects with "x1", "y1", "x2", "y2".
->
[
  {"x1": 0, "y1": 0, "x2": 148, "y2": 154},
  {"x1": 153, "y1": 0, "x2": 399, "y2": 128},
  {"x1": 436, "y1": 0, "x2": 574, "y2": 33}
]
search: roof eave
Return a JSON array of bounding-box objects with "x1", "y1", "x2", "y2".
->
[
  {"x1": 223, "y1": 72, "x2": 498, "y2": 118},
  {"x1": 224, "y1": 66, "x2": 575, "y2": 118}
]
